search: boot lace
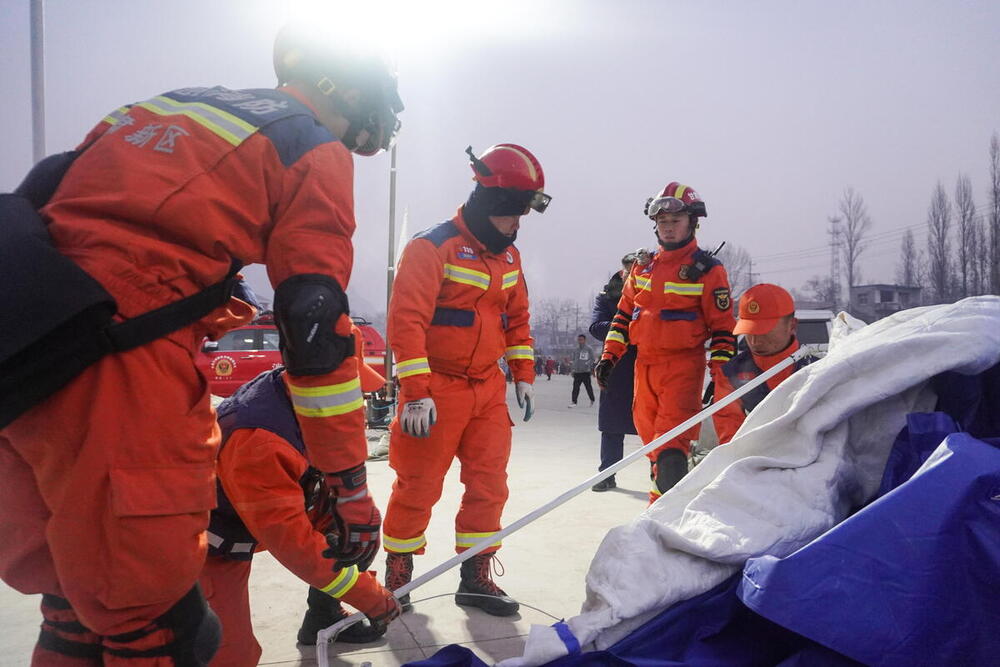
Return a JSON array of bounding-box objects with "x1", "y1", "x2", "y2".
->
[
  {"x1": 471, "y1": 554, "x2": 506, "y2": 595},
  {"x1": 386, "y1": 553, "x2": 413, "y2": 591}
]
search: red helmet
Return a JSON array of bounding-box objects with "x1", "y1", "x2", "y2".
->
[
  {"x1": 467, "y1": 144, "x2": 551, "y2": 213},
  {"x1": 645, "y1": 182, "x2": 707, "y2": 220},
  {"x1": 273, "y1": 24, "x2": 403, "y2": 156}
]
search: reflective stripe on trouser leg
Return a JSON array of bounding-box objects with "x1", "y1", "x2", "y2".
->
[
  {"x1": 383, "y1": 374, "x2": 475, "y2": 553},
  {"x1": 454, "y1": 373, "x2": 511, "y2": 554}
]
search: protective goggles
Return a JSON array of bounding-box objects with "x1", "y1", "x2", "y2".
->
[
  {"x1": 528, "y1": 190, "x2": 552, "y2": 213},
  {"x1": 647, "y1": 197, "x2": 706, "y2": 219}
]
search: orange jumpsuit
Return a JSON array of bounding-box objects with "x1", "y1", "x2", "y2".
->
[
  {"x1": 383, "y1": 211, "x2": 534, "y2": 555},
  {"x1": 601, "y1": 239, "x2": 736, "y2": 500},
  {"x1": 201, "y1": 369, "x2": 388, "y2": 666},
  {"x1": 0, "y1": 85, "x2": 367, "y2": 662},
  {"x1": 712, "y1": 339, "x2": 810, "y2": 444}
]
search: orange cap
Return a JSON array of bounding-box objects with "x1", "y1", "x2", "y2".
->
[
  {"x1": 352, "y1": 325, "x2": 386, "y2": 393},
  {"x1": 733, "y1": 284, "x2": 795, "y2": 335}
]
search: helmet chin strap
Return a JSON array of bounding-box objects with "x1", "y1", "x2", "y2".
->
[{"x1": 656, "y1": 230, "x2": 695, "y2": 251}]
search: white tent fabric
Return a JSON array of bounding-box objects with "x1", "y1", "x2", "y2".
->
[{"x1": 501, "y1": 296, "x2": 1000, "y2": 666}]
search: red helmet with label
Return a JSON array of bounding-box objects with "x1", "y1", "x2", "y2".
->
[
  {"x1": 467, "y1": 144, "x2": 551, "y2": 213},
  {"x1": 645, "y1": 181, "x2": 707, "y2": 220}
]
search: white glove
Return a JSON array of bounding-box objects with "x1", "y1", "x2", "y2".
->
[
  {"x1": 514, "y1": 381, "x2": 534, "y2": 422},
  {"x1": 400, "y1": 398, "x2": 436, "y2": 438}
]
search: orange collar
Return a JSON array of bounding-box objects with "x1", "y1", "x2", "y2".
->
[{"x1": 751, "y1": 338, "x2": 800, "y2": 371}]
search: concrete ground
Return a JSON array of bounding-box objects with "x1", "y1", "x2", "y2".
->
[{"x1": 0, "y1": 374, "x2": 719, "y2": 666}]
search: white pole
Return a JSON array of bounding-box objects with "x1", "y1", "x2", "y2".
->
[
  {"x1": 30, "y1": 0, "x2": 46, "y2": 162},
  {"x1": 383, "y1": 144, "x2": 398, "y2": 397},
  {"x1": 316, "y1": 347, "x2": 810, "y2": 662}
]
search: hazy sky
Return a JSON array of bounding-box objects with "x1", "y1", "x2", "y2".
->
[{"x1": 3, "y1": 0, "x2": 998, "y2": 317}]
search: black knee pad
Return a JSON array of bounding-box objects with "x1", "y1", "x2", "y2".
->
[
  {"x1": 655, "y1": 449, "x2": 689, "y2": 494},
  {"x1": 160, "y1": 584, "x2": 221, "y2": 666}
]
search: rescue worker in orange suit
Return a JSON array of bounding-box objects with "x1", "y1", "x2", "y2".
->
[
  {"x1": 596, "y1": 182, "x2": 736, "y2": 503},
  {"x1": 0, "y1": 24, "x2": 402, "y2": 665},
  {"x1": 711, "y1": 284, "x2": 816, "y2": 444},
  {"x1": 381, "y1": 144, "x2": 550, "y2": 617},
  {"x1": 200, "y1": 327, "x2": 397, "y2": 666}
]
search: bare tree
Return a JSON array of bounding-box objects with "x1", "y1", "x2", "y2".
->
[
  {"x1": 990, "y1": 133, "x2": 1000, "y2": 293},
  {"x1": 925, "y1": 181, "x2": 953, "y2": 303},
  {"x1": 973, "y1": 217, "x2": 992, "y2": 295},
  {"x1": 895, "y1": 229, "x2": 921, "y2": 287},
  {"x1": 954, "y1": 173, "x2": 977, "y2": 298},
  {"x1": 716, "y1": 242, "x2": 752, "y2": 299},
  {"x1": 799, "y1": 274, "x2": 836, "y2": 307},
  {"x1": 838, "y1": 187, "x2": 873, "y2": 295}
]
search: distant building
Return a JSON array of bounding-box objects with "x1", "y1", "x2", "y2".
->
[{"x1": 849, "y1": 284, "x2": 922, "y2": 322}]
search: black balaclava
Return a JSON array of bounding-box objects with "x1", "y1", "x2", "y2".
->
[
  {"x1": 602, "y1": 271, "x2": 625, "y2": 305},
  {"x1": 655, "y1": 214, "x2": 698, "y2": 251},
  {"x1": 462, "y1": 184, "x2": 528, "y2": 254}
]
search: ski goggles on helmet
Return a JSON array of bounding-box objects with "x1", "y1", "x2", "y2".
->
[
  {"x1": 646, "y1": 196, "x2": 706, "y2": 218},
  {"x1": 528, "y1": 190, "x2": 552, "y2": 213}
]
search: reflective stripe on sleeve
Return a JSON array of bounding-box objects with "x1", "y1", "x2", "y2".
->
[
  {"x1": 634, "y1": 275, "x2": 652, "y2": 292},
  {"x1": 396, "y1": 357, "x2": 431, "y2": 379},
  {"x1": 505, "y1": 345, "x2": 534, "y2": 361},
  {"x1": 383, "y1": 533, "x2": 427, "y2": 554},
  {"x1": 136, "y1": 95, "x2": 257, "y2": 146},
  {"x1": 287, "y1": 377, "x2": 364, "y2": 418},
  {"x1": 501, "y1": 270, "x2": 520, "y2": 290},
  {"x1": 455, "y1": 531, "x2": 502, "y2": 549},
  {"x1": 443, "y1": 263, "x2": 491, "y2": 290},
  {"x1": 606, "y1": 330, "x2": 626, "y2": 345},
  {"x1": 663, "y1": 282, "x2": 704, "y2": 296},
  {"x1": 319, "y1": 565, "x2": 360, "y2": 598}
]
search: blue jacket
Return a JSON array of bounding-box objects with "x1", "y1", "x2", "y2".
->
[{"x1": 589, "y1": 274, "x2": 637, "y2": 435}]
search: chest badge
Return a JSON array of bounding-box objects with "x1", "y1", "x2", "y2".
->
[
  {"x1": 506, "y1": 251, "x2": 514, "y2": 264},
  {"x1": 678, "y1": 265, "x2": 691, "y2": 281},
  {"x1": 457, "y1": 245, "x2": 478, "y2": 261}
]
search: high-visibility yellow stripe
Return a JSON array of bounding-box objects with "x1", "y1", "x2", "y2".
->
[
  {"x1": 383, "y1": 533, "x2": 427, "y2": 553},
  {"x1": 320, "y1": 565, "x2": 360, "y2": 598},
  {"x1": 505, "y1": 345, "x2": 533, "y2": 360},
  {"x1": 455, "y1": 531, "x2": 502, "y2": 549},
  {"x1": 136, "y1": 96, "x2": 257, "y2": 146},
  {"x1": 634, "y1": 275, "x2": 652, "y2": 292},
  {"x1": 102, "y1": 106, "x2": 132, "y2": 127},
  {"x1": 288, "y1": 377, "x2": 364, "y2": 417},
  {"x1": 444, "y1": 263, "x2": 491, "y2": 290},
  {"x1": 673, "y1": 184, "x2": 688, "y2": 200},
  {"x1": 663, "y1": 282, "x2": 704, "y2": 296},
  {"x1": 501, "y1": 270, "x2": 520, "y2": 289},
  {"x1": 396, "y1": 357, "x2": 431, "y2": 378},
  {"x1": 606, "y1": 330, "x2": 626, "y2": 345}
]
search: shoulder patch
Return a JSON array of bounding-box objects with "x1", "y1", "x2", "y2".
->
[
  {"x1": 414, "y1": 221, "x2": 460, "y2": 247},
  {"x1": 713, "y1": 287, "x2": 731, "y2": 311}
]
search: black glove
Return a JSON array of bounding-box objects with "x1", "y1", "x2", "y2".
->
[
  {"x1": 594, "y1": 358, "x2": 616, "y2": 390},
  {"x1": 321, "y1": 464, "x2": 381, "y2": 572},
  {"x1": 702, "y1": 380, "x2": 715, "y2": 406}
]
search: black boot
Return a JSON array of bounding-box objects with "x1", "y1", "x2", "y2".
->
[
  {"x1": 591, "y1": 476, "x2": 616, "y2": 492},
  {"x1": 297, "y1": 587, "x2": 388, "y2": 645},
  {"x1": 384, "y1": 552, "x2": 414, "y2": 612},
  {"x1": 655, "y1": 449, "x2": 689, "y2": 495},
  {"x1": 455, "y1": 553, "x2": 519, "y2": 617}
]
